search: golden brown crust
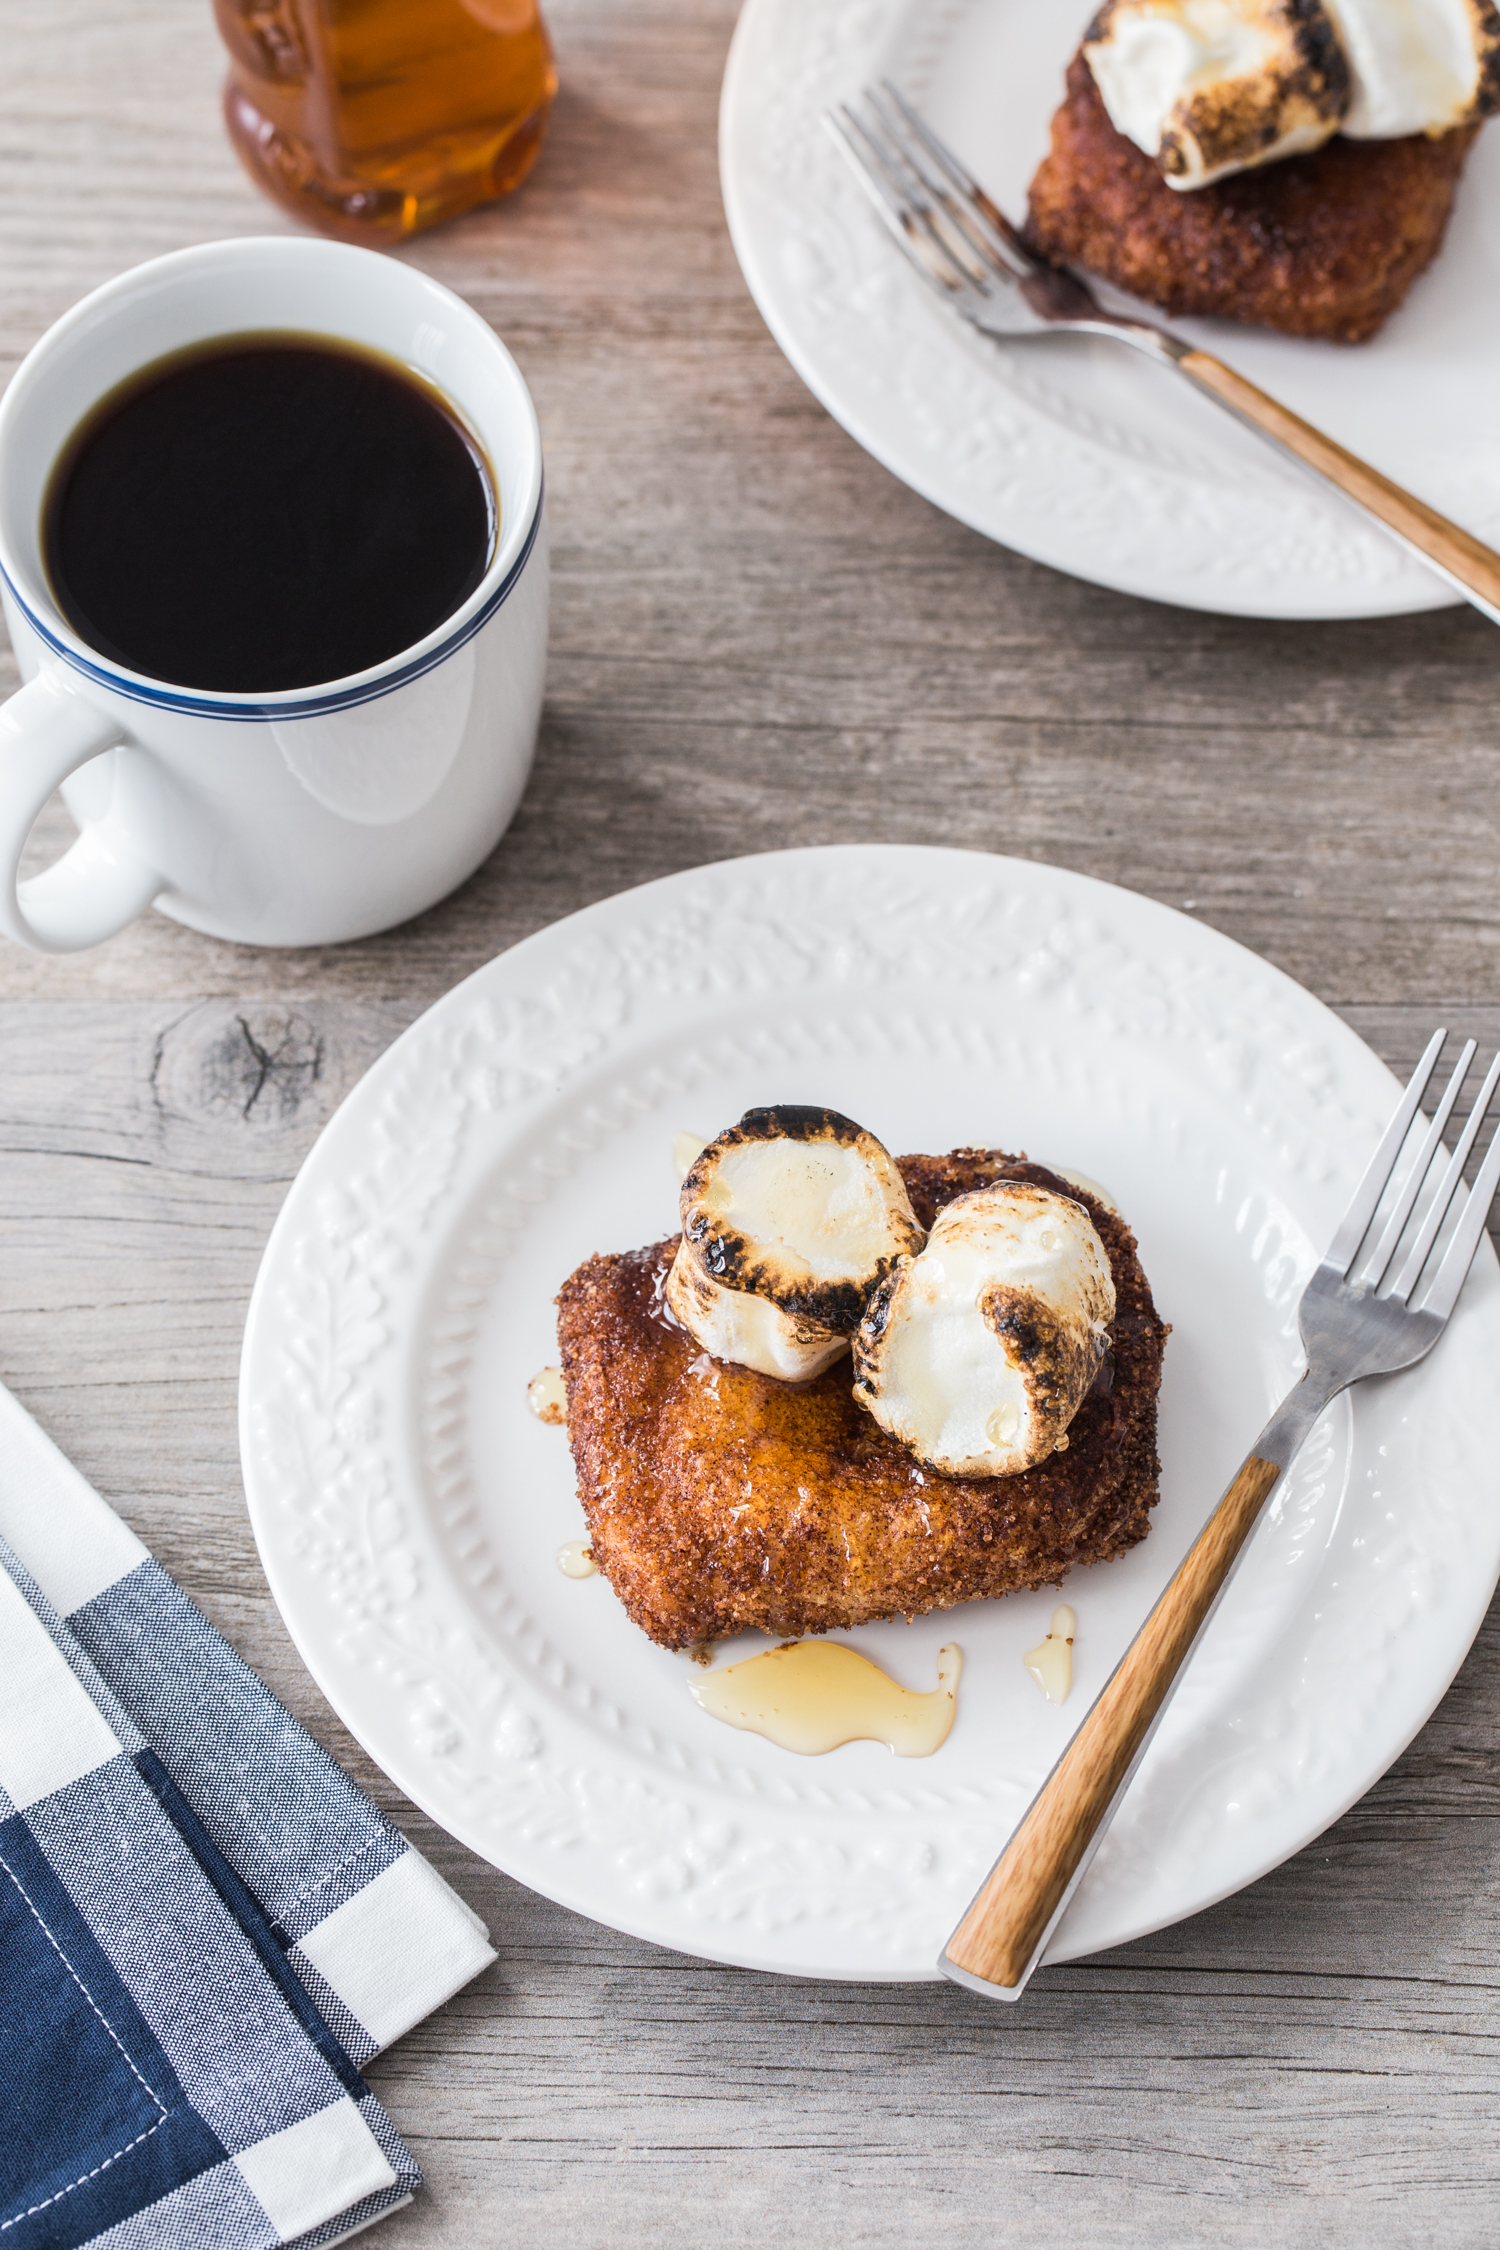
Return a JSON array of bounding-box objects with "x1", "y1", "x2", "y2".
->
[
  {"x1": 556, "y1": 1151, "x2": 1168, "y2": 1651},
  {"x1": 1025, "y1": 52, "x2": 1478, "y2": 343}
]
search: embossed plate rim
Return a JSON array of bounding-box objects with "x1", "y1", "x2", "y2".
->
[
  {"x1": 239, "y1": 844, "x2": 1500, "y2": 1978},
  {"x1": 718, "y1": 0, "x2": 1499, "y2": 620}
]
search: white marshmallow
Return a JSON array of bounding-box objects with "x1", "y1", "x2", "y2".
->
[
  {"x1": 665, "y1": 1241, "x2": 851, "y2": 1381},
  {"x1": 1085, "y1": 0, "x2": 1350, "y2": 187},
  {"x1": 1086, "y1": 0, "x2": 1498, "y2": 189},
  {"x1": 852, "y1": 1183, "x2": 1115, "y2": 1478},
  {"x1": 1323, "y1": 0, "x2": 1500, "y2": 134},
  {"x1": 667, "y1": 1107, "x2": 925, "y2": 1382}
]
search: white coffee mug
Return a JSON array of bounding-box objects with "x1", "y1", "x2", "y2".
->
[{"x1": 0, "y1": 237, "x2": 547, "y2": 954}]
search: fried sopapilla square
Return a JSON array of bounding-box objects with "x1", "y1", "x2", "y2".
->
[
  {"x1": 1025, "y1": 53, "x2": 1477, "y2": 343},
  {"x1": 556, "y1": 1152, "x2": 1168, "y2": 1651}
]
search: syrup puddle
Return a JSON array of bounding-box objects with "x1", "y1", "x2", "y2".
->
[
  {"x1": 528, "y1": 1367, "x2": 567, "y2": 1425},
  {"x1": 556, "y1": 1539, "x2": 597, "y2": 1578},
  {"x1": 1046, "y1": 1164, "x2": 1118, "y2": 1214},
  {"x1": 1024, "y1": 1604, "x2": 1075, "y2": 1703},
  {"x1": 690, "y1": 1640, "x2": 961, "y2": 1757}
]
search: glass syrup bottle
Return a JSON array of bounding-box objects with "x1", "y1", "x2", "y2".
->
[{"x1": 214, "y1": 0, "x2": 557, "y2": 245}]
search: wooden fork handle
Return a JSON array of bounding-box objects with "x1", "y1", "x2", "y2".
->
[
  {"x1": 942, "y1": 1450, "x2": 1282, "y2": 1994},
  {"x1": 1175, "y1": 350, "x2": 1500, "y2": 628}
]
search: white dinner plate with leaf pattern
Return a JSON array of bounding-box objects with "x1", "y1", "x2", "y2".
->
[
  {"x1": 240, "y1": 846, "x2": 1500, "y2": 1979},
  {"x1": 718, "y1": 0, "x2": 1500, "y2": 619}
]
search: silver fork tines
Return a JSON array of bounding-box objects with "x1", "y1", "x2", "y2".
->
[
  {"x1": 1364, "y1": 1037, "x2": 1475, "y2": 1291},
  {"x1": 877, "y1": 82, "x2": 1023, "y2": 249},
  {"x1": 868, "y1": 83, "x2": 1031, "y2": 281},
  {"x1": 1293, "y1": 1035, "x2": 1500, "y2": 1415},
  {"x1": 826, "y1": 88, "x2": 1029, "y2": 301},
  {"x1": 1404, "y1": 1054, "x2": 1500, "y2": 1321},
  {"x1": 826, "y1": 102, "x2": 988, "y2": 296},
  {"x1": 1394, "y1": 1050, "x2": 1500, "y2": 1308},
  {"x1": 824, "y1": 84, "x2": 1174, "y2": 348},
  {"x1": 1323, "y1": 1025, "x2": 1446, "y2": 1278},
  {"x1": 1322, "y1": 1032, "x2": 1500, "y2": 1317}
]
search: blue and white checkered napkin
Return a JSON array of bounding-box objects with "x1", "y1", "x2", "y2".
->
[{"x1": 0, "y1": 1383, "x2": 496, "y2": 2249}]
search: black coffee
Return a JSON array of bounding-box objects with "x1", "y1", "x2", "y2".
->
[{"x1": 44, "y1": 336, "x2": 495, "y2": 693}]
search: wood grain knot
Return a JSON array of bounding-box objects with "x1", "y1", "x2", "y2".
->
[{"x1": 153, "y1": 1003, "x2": 325, "y2": 1127}]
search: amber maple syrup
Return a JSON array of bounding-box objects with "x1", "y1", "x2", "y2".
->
[
  {"x1": 691, "y1": 1641, "x2": 962, "y2": 1757},
  {"x1": 215, "y1": 0, "x2": 557, "y2": 244},
  {"x1": 1023, "y1": 1605, "x2": 1076, "y2": 1704}
]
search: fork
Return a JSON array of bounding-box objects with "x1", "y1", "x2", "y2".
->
[
  {"x1": 939, "y1": 1029, "x2": 1500, "y2": 2001},
  {"x1": 826, "y1": 85, "x2": 1500, "y2": 629}
]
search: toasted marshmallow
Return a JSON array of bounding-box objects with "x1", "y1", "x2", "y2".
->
[
  {"x1": 665, "y1": 1106, "x2": 926, "y2": 1381},
  {"x1": 852, "y1": 1183, "x2": 1115, "y2": 1478},
  {"x1": 1084, "y1": 0, "x2": 1350, "y2": 187},
  {"x1": 1322, "y1": 0, "x2": 1500, "y2": 135},
  {"x1": 665, "y1": 1248, "x2": 853, "y2": 1380}
]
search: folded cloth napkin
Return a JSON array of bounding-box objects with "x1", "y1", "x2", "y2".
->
[{"x1": 0, "y1": 1383, "x2": 496, "y2": 2249}]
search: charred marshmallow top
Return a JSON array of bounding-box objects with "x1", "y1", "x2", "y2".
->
[
  {"x1": 665, "y1": 1106, "x2": 925, "y2": 1382},
  {"x1": 1084, "y1": 0, "x2": 1498, "y2": 188},
  {"x1": 852, "y1": 1182, "x2": 1115, "y2": 1478},
  {"x1": 1084, "y1": 0, "x2": 1350, "y2": 186}
]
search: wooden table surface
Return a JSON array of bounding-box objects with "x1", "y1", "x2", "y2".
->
[{"x1": 5, "y1": 3, "x2": 1500, "y2": 2241}]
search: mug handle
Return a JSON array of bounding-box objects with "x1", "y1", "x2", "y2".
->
[{"x1": 0, "y1": 669, "x2": 162, "y2": 954}]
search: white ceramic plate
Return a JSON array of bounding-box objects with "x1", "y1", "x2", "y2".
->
[
  {"x1": 718, "y1": 0, "x2": 1500, "y2": 620},
  {"x1": 240, "y1": 846, "x2": 1500, "y2": 1980}
]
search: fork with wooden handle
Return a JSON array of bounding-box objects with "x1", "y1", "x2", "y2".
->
[
  {"x1": 828, "y1": 85, "x2": 1500, "y2": 630},
  {"x1": 941, "y1": 1031, "x2": 1500, "y2": 2000}
]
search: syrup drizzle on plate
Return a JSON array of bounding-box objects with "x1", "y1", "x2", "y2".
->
[
  {"x1": 1044, "y1": 1164, "x2": 1119, "y2": 1214},
  {"x1": 528, "y1": 1366, "x2": 567, "y2": 1425},
  {"x1": 690, "y1": 1639, "x2": 961, "y2": 1756},
  {"x1": 1024, "y1": 1604, "x2": 1076, "y2": 1704}
]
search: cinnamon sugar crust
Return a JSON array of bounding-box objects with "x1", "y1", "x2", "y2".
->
[
  {"x1": 556, "y1": 1152, "x2": 1168, "y2": 1651},
  {"x1": 1025, "y1": 52, "x2": 1478, "y2": 342}
]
